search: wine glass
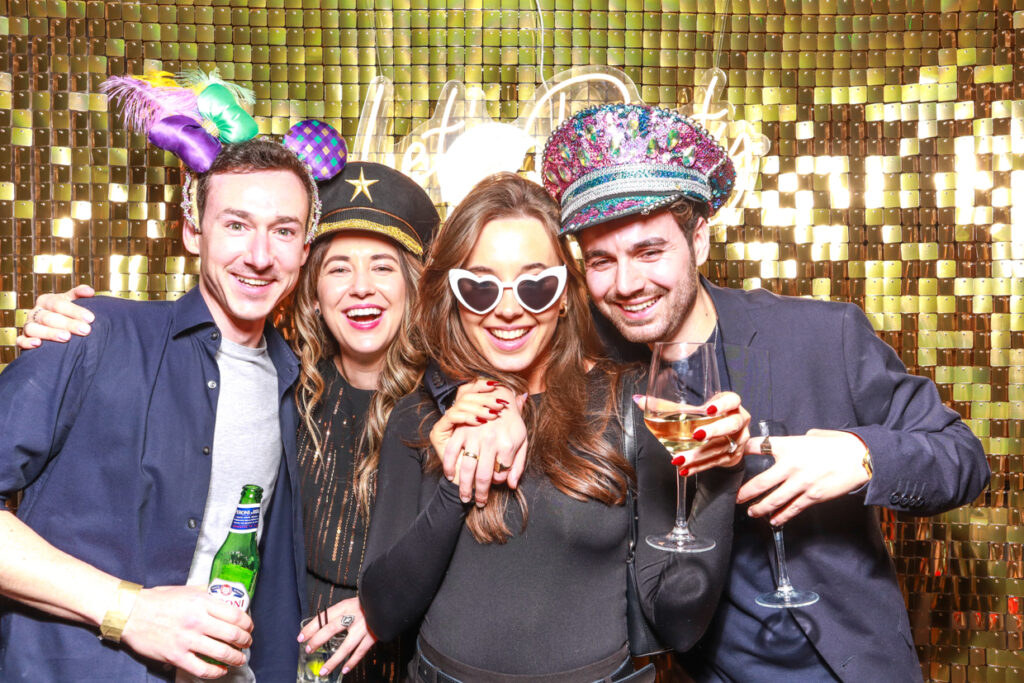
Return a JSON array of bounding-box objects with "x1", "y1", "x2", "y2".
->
[
  {"x1": 748, "y1": 419, "x2": 819, "y2": 608},
  {"x1": 643, "y1": 341, "x2": 722, "y2": 553}
]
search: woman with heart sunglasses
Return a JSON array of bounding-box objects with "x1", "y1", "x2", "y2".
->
[{"x1": 359, "y1": 173, "x2": 741, "y2": 682}]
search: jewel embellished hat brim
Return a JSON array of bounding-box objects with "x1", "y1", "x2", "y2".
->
[
  {"x1": 563, "y1": 192, "x2": 683, "y2": 235},
  {"x1": 558, "y1": 161, "x2": 713, "y2": 234}
]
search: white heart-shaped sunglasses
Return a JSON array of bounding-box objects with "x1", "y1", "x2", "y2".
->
[{"x1": 448, "y1": 265, "x2": 567, "y2": 315}]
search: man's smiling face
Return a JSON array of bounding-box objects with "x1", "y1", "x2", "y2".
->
[
  {"x1": 184, "y1": 169, "x2": 310, "y2": 346},
  {"x1": 578, "y1": 208, "x2": 709, "y2": 346}
]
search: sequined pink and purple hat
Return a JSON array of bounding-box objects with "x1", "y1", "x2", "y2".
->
[{"x1": 541, "y1": 104, "x2": 736, "y2": 235}]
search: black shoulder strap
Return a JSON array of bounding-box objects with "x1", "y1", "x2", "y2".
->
[
  {"x1": 621, "y1": 376, "x2": 640, "y2": 556},
  {"x1": 620, "y1": 373, "x2": 671, "y2": 657}
]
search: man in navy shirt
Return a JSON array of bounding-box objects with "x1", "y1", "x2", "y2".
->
[{"x1": 0, "y1": 138, "x2": 311, "y2": 681}]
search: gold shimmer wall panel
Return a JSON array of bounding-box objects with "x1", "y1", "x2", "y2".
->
[{"x1": 0, "y1": 0, "x2": 1021, "y2": 679}]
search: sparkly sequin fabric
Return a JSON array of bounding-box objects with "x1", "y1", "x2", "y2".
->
[
  {"x1": 296, "y1": 360, "x2": 407, "y2": 682},
  {"x1": 283, "y1": 119, "x2": 348, "y2": 182},
  {"x1": 541, "y1": 104, "x2": 737, "y2": 234}
]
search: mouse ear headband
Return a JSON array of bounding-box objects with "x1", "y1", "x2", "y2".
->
[{"x1": 103, "y1": 70, "x2": 325, "y2": 234}]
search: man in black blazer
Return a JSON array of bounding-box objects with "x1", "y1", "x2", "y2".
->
[{"x1": 541, "y1": 103, "x2": 990, "y2": 681}]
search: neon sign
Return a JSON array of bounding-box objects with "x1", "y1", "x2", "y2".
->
[{"x1": 352, "y1": 65, "x2": 766, "y2": 222}]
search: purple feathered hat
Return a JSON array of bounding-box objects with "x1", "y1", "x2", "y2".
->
[{"x1": 541, "y1": 103, "x2": 736, "y2": 235}]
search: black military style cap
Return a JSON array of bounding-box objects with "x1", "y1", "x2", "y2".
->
[{"x1": 309, "y1": 161, "x2": 439, "y2": 257}]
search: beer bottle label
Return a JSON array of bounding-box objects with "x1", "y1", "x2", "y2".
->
[
  {"x1": 208, "y1": 580, "x2": 250, "y2": 611},
  {"x1": 209, "y1": 565, "x2": 254, "y2": 611},
  {"x1": 229, "y1": 503, "x2": 260, "y2": 533}
]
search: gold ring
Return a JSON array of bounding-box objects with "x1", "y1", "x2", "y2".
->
[
  {"x1": 461, "y1": 449, "x2": 479, "y2": 461},
  {"x1": 495, "y1": 460, "x2": 510, "y2": 473},
  {"x1": 759, "y1": 435, "x2": 772, "y2": 456}
]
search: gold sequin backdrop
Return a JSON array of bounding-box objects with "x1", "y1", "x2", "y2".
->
[{"x1": 1, "y1": 0, "x2": 1021, "y2": 678}]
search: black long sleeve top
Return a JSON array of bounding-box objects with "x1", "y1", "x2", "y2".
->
[
  {"x1": 296, "y1": 359, "x2": 408, "y2": 682},
  {"x1": 359, "y1": 369, "x2": 742, "y2": 675}
]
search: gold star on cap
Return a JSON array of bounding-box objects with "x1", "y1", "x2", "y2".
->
[{"x1": 346, "y1": 167, "x2": 379, "y2": 202}]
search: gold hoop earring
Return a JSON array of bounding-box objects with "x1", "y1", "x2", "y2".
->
[{"x1": 558, "y1": 303, "x2": 568, "y2": 318}]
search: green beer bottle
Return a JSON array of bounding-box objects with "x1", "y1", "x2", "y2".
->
[{"x1": 208, "y1": 484, "x2": 262, "y2": 611}]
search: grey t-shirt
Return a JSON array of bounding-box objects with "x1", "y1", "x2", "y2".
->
[{"x1": 179, "y1": 336, "x2": 282, "y2": 683}]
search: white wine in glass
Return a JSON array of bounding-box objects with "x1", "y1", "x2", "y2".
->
[{"x1": 643, "y1": 341, "x2": 721, "y2": 553}]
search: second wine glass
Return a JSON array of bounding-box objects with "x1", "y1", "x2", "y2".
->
[{"x1": 748, "y1": 419, "x2": 820, "y2": 609}]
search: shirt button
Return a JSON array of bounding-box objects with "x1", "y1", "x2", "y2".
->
[
  {"x1": 211, "y1": 331, "x2": 220, "y2": 341},
  {"x1": 889, "y1": 492, "x2": 901, "y2": 505},
  {"x1": 187, "y1": 518, "x2": 198, "y2": 529},
  {"x1": 202, "y1": 446, "x2": 211, "y2": 455},
  {"x1": 207, "y1": 380, "x2": 217, "y2": 389}
]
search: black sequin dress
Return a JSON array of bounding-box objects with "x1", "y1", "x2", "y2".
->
[{"x1": 297, "y1": 359, "x2": 408, "y2": 682}]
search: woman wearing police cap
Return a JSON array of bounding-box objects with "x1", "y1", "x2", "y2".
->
[{"x1": 287, "y1": 157, "x2": 438, "y2": 681}]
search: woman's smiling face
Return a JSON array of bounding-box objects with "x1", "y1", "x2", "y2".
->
[
  {"x1": 316, "y1": 233, "x2": 408, "y2": 375},
  {"x1": 456, "y1": 216, "x2": 566, "y2": 393}
]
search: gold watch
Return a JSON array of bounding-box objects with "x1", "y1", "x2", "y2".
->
[
  {"x1": 98, "y1": 580, "x2": 142, "y2": 643},
  {"x1": 862, "y1": 449, "x2": 873, "y2": 480}
]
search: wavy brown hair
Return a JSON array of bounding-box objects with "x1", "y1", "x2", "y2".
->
[
  {"x1": 292, "y1": 232, "x2": 426, "y2": 515},
  {"x1": 667, "y1": 196, "x2": 710, "y2": 249},
  {"x1": 414, "y1": 172, "x2": 630, "y2": 543}
]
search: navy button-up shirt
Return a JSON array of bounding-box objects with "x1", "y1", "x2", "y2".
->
[{"x1": 0, "y1": 287, "x2": 306, "y2": 682}]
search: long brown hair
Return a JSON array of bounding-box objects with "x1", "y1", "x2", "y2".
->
[
  {"x1": 414, "y1": 172, "x2": 630, "y2": 543},
  {"x1": 292, "y1": 232, "x2": 426, "y2": 515}
]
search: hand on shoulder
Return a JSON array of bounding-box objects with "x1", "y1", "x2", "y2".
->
[
  {"x1": 429, "y1": 379, "x2": 528, "y2": 506},
  {"x1": 17, "y1": 284, "x2": 95, "y2": 349}
]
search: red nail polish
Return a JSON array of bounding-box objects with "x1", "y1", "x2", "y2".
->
[
  {"x1": 486, "y1": 380, "x2": 500, "y2": 386},
  {"x1": 706, "y1": 405, "x2": 717, "y2": 416},
  {"x1": 693, "y1": 429, "x2": 706, "y2": 441},
  {"x1": 477, "y1": 417, "x2": 486, "y2": 423},
  {"x1": 495, "y1": 398, "x2": 509, "y2": 405},
  {"x1": 671, "y1": 455, "x2": 686, "y2": 466},
  {"x1": 679, "y1": 467, "x2": 690, "y2": 477},
  {"x1": 489, "y1": 409, "x2": 500, "y2": 415}
]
